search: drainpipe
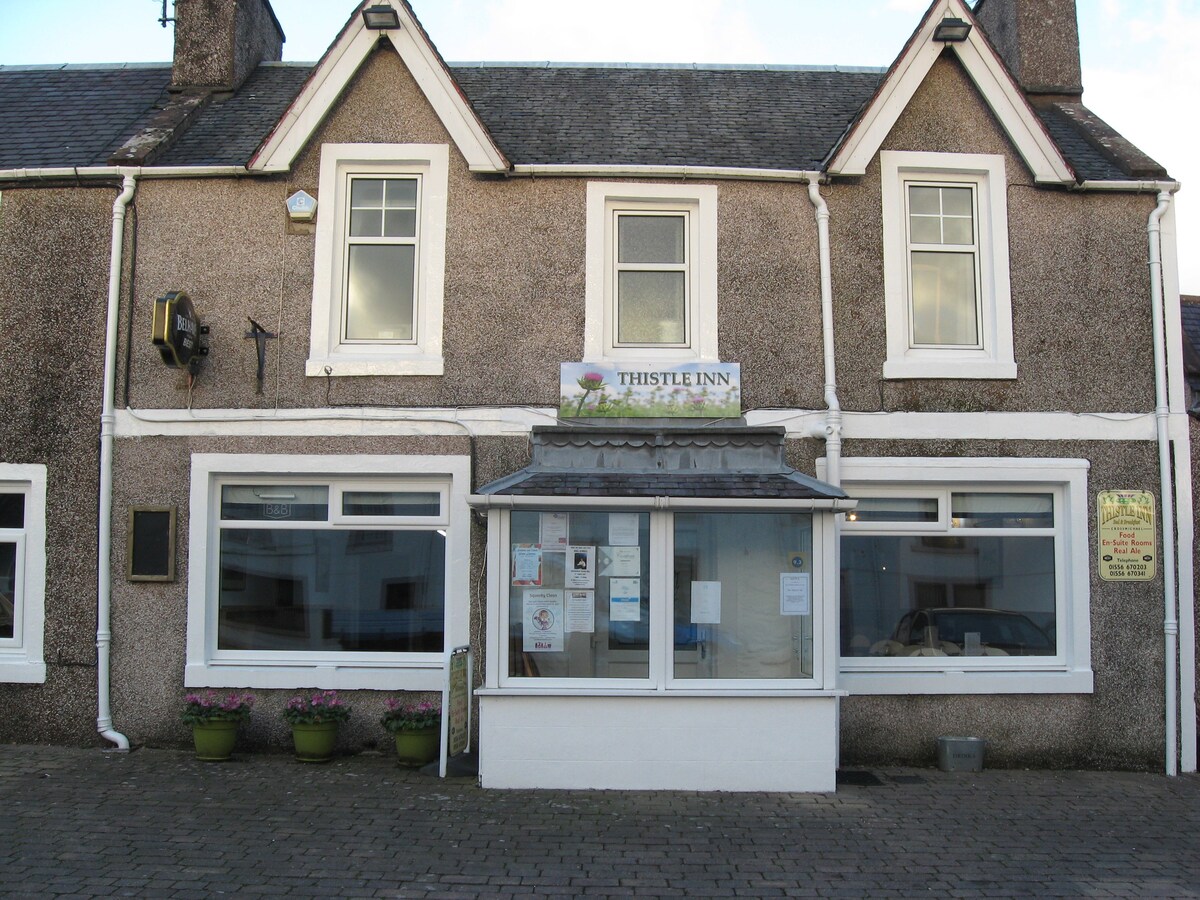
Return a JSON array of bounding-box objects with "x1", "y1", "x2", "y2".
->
[
  {"x1": 1148, "y1": 189, "x2": 1178, "y2": 776},
  {"x1": 806, "y1": 180, "x2": 843, "y2": 486},
  {"x1": 97, "y1": 173, "x2": 137, "y2": 750}
]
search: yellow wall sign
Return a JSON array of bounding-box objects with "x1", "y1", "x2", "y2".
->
[{"x1": 1097, "y1": 490, "x2": 1156, "y2": 582}]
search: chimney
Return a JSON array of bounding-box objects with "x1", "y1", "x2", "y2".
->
[
  {"x1": 171, "y1": 0, "x2": 285, "y2": 92},
  {"x1": 973, "y1": 0, "x2": 1083, "y2": 102}
]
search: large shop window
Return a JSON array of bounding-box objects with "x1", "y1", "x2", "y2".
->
[
  {"x1": 186, "y1": 455, "x2": 470, "y2": 690},
  {"x1": 307, "y1": 143, "x2": 449, "y2": 377},
  {"x1": 584, "y1": 182, "x2": 718, "y2": 363},
  {"x1": 0, "y1": 465, "x2": 47, "y2": 683},
  {"x1": 503, "y1": 508, "x2": 819, "y2": 687},
  {"x1": 834, "y1": 458, "x2": 1092, "y2": 694},
  {"x1": 880, "y1": 151, "x2": 1016, "y2": 380}
]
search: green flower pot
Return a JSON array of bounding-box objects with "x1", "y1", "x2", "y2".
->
[
  {"x1": 192, "y1": 720, "x2": 239, "y2": 761},
  {"x1": 291, "y1": 721, "x2": 339, "y2": 763},
  {"x1": 393, "y1": 726, "x2": 440, "y2": 768}
]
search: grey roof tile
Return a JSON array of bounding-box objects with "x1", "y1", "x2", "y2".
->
[
  {"x1": 451, "y1": 64, "x2": 883, "y2": 170},
  {"x1": 0, "y1": 65, "x2": 171, "y2": 168},
  {"x1": 0, "y1": 60, "x2": 1168, "y2": 181},
  {"x1": 157, "y1": 63, "x2": 313, "y2": 166}
]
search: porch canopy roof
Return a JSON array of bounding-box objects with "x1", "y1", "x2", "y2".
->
[{"x1": 470, "y1": 425, "x2": 853, "y2": 510}]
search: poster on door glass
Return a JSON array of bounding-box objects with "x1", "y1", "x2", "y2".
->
[
  {"x1": 565, "y1": 545, "x2": 595, "y2": 588},
  {"x1": 691, "y1": 581, "x2": 722, "y2": 624},
  {"x1": 608, "y1": 513, "x2": 640, "y2": 546},
  {"x1": 539, "y1": 511, "x2": 569, "y2": 548},
  {"x1": 779, "y1": 572, "x2": 811, "y2": 616},
  {"x1": 609, "y1": 578, "x2": 641, "y2": 622},
  {"x1": 511, "y1": 544, "x2": 543, "y2": 585},
  {"x1": 598, "y1": 546, "x2": 640, "y2": 578},
  {"x1": 523, "y1": 589, "x2": 563, "y2": 652},
  {"x1": 565, "y1": 590, "x2": 594, "y2": 633}
]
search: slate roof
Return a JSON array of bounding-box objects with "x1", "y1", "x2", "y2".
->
[
  {"x1": 158, "y1": 64, "x2": 313, "y2": 166},
  {"x1": 0, "y1": 64, "x2": 170, "y2": 168},
  {"x1": 450, "y1": 64, "x2": 883, "y2": 170},
  {"x1": 0, "y1": 58, "x2": 1167, "y2": 181},
  {"x1": 475, "y1": 425, "x2": 849, "y2": 501},
  {"x1": 478, "y1": 471, "x2": 844, "y2": 500}
]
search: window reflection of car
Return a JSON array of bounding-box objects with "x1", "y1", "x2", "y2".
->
[{"x1": 875, "y1": 608, "x2": 1054, "y2": 657}]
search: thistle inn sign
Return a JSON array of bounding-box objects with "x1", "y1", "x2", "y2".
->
[{"x1": 559, "y1": 363, "x2": 741, "y2": 418}]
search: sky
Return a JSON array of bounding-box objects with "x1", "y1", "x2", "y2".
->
[{"x1": 0, "y1": 0, "x2": 1196, "y2": 293}]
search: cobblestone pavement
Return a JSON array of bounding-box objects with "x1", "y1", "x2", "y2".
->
[{"x1": 1, "y1": 746, "x2": 1198, "y2": 898}]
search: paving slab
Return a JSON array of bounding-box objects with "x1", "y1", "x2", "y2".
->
[{"x1": 0, "y1": 746, "x2": 1197, "y2": 898}]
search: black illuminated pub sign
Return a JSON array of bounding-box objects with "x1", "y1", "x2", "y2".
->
[{"x1": 152, "y1": 290, "x2": 208, "y2": 370}]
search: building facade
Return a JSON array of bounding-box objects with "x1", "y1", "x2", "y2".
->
[{"x1": 0, "y1": 0, "x2": 1193, "y2": 789}]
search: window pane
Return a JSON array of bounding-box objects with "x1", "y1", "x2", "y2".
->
[
  {"x1": 840, "y1": 535, "x2": 1057, "y2": 658},
  {"x1": 618, "y1": 215, "x2": 685, "y2": 264},
  {"x1": 0, "y1": 494, "x2": 24, "y2": 529},
  {"x1": 942, "y1": 216, "x2": 974, "y2": 245},
  {"x1": 908, "y1": 186, "x2": 941, "y2": 215},
  {"x1": 942, "y1": 186, "x2": 973, "y2": 217},
  {"x1": 217, "y1": 529, "x2": 445, "y2": 652},
  {"x1": 507, "y1": 510, "x2": 650, "y2": 679},
  {"x1": 383, "y1": 209, "x2": 417, "y2": 238},
  {"x1": 616, "y1": 271, "x2": 686, "y2": 344},
  {"x1": 673, "y1": 512, "x2": 814, "y2": 680},
  {"x1": 909, "y1": 215, "x2": 941, "y2": 244},
  {"x1": 910, "y1": 251, "x2": 978, "y2": 345},
  {"x1": 346, "y1": 244, "x2": 416, "y2": 341},
  {"x1": 384, "y1": 178, "x2": 417, "y2": 208},
  {"x1": 0, "y1": 542, "x2": 14, "y2": 639},
  {"x1": 342, "y1": 491, "x2": 440, "y2": 517},
  {"x1": 848, "y1": 497, "x2": 938, "y2": 524},
  {"x1": 952, "y1": 493, "x2": 1054, "y2": 528},
  {"x1": 221, "y1": 485, "x2": 328, "y2": 521},
  {"x1": 349, "y1": 208, "x2": 383, "y2": 237},
  {"x1": 350, "y1": 178, "x2": 384, "y2": 208}
]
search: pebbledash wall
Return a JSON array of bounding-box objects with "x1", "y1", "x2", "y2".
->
[
  {"x1": 103, "y1": 47, "x2": 1168, "y2": 767},
  {"x1": 0, "y1": 0, "x2": 1191, "y2": 781}
]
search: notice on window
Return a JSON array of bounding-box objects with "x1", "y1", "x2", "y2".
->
[
  {"x1": 1098, "y1": 490, "x2": 1156, "y2": 582},
  {"x1": 566, "y1": 545, "x2": 596, "y2": 588},
  {"x1": 565, "y1": 590, "x2": 594, "y2": 633},
  {"x1": 608, "y1": 513, "x2": 640, "y2": 547},
  {"x1": 511, "y1": 544, "x2": 542, "y2": 586},
  {"x1": 598, "y1": 546, "x2": 640, "y2": 578},
  {"x1": 539, "y1": 512, "x2": 569, "y2": 548},
  {"x1": 523, "y1": 590, "x2": 563, "y2": 652},
  {"x1": 609, "y1": 578, "x2": 641, "y2": 622},
  {"x1": 691, "y1": 581, "x2": 722, "y2": 624},
  {"x1": 780, "y1": 573, "x2": 811, "y2": 616}
]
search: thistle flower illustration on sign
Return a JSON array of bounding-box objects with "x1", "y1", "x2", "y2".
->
[{"x1": 574, "y1": 371, "x2": 608, "y2": 415}]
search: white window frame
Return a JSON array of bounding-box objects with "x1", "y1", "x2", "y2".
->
[
  {"x1": 826, "y1": 457, "x2": 1092, "y2": 695},
  {"x1": 487, "y1": 506, "x2": 838, "y2": 693},
  {"x1": 584, "y1": 182, "x2": 718, "y2": 363},
  {"x1": 0, "y1": 464, "x2": 47, "y2": 684},
  {"x1": 307, "y1": 143, "x2": 449, "y2": 377},
  {"x1": 186, "y1": 454, "x2": 470, "y2": 690},
  {"x1": 881, "y1": 151, "x2": 1016, "y2": 380}
]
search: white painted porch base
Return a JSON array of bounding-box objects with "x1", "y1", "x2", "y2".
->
[{"x1": 478, "y1": 694, "x2": 839, "y2": 791}]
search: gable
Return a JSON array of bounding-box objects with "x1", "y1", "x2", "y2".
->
[
  {"x1": 827, "y1": 0, "x2": 1073, "y2": 185},
  {"x1": 249, "y1": 0, "x2": 506, "y2": 174}
]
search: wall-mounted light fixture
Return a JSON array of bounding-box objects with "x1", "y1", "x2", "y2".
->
[
  {"x1": 933, "y1": 17, "x2": 972, "y2": 42},
  {"x1": 362, "y1": 5, "x2": 401, "y2": 29}
]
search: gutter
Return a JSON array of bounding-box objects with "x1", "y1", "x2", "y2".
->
[
  {"x1": 0, "y1": 165, "x2": 252, "y2": 182},
  {"x1": 1075, "y1": 180, "x2": 1181, "y2": 193},
  {"x1": 1147, "y1": 188, "x2": 1180, "y2": 776},
  {"x1": 468, "y1": 494, "x2": 857, "y2": 512},
  {"x1": 507, "y1": 164, "x2": 828, "y2": 183},
  {"x1": 96, "y1": 175, "x2": 137, "y2": 751}
]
